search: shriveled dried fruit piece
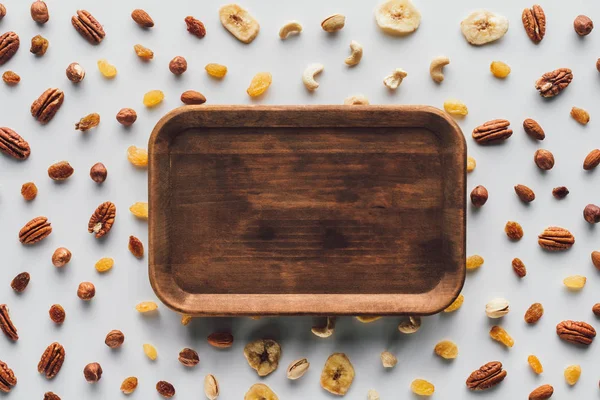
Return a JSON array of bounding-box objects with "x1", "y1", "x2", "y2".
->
[
  {"x1": 538, "y1": 226, "x2": 574, "y2": 251},
  {"x1": 185, "y1": 16, "x2": 206, "y2": 38},
  {"x1": 19, "y1": 216, "x2": 52, "y2": 244},
  {"x1": 489, "y1": 325, "x2": 514, "y2": 348},
  {"x1": 0, "y1": 304, "x2": 18, "y2": 340},
  {"x1": 247, "y1": 72, "x2": 272, "y2": 97},
  {"x1": 444, "y1": 294, "x2": 464, "y2": 312},
  {"x1": 134, "y1": 44, "x2": 154, "y2": 60},
  {"x1": 21, "y1": 182, "x2": 37, "y2": 200},
  {"x1": 205, "y1": 63, "x2": 227, "y2": 78},
  {"x1": 38, "y1": 342, "x2": 65, "y2": 379},
  {"x1": 30, "y1": 34, "x2": 48, "y2": 56},
  {"x1": 320, "y1": 353, "x2": 354, "y2": 396},
  {"x1": 485, "y1": 298, "x2": 509, "y2": 318},
  {"x1": 48, "y1": 304, "x2": 65, "y2": 324},
  {"x1": 564, "y1": 365, "x2": 581, "y2": 385},
  {"x1": 552, "y1": 186, "x2": 569, "y2": 199},
  {"x1": 461, "y1": 10, "x2": 508, "y2": 45},
  {"x1": 466, "y1": 254, "x2": 484, "y2": 270},
  {"x1": 529, "y1": 384, "x2": 553, "y2": 400},
  {"x1": 97, "y1": 59, "x2": 117, "y2": 78},
  {"x1": 178, "y1": 348, "x2": 200, "y2": 367},
  {"x1": 505, "y1": 221, "x2": 523, "y2": 240},
  {"x1": 527, "y1": 355, "x2": 543, "y2": 374},
  {"x1": 0, "y1": 360, "x2": 16, "y2": 392},
  {"x1": 94, "y1": 257, "x2": 113, "y2": 273},
  {"x1": 143, "y1": 343, "x2": 157, "y2": 360},
  {"x1": 490, "y1": 61, "x2": 510, "y2": 78},
  {"x1": 207, "y1": 332, "x2": 234, "y2": 348},
  {"x1": 120, "y1": 376, "x2": 138, "y2": 394},
  {"x1": 467, "y1": 156, "x2": 476, "y2": 172},
  {"x1": 514, "y1": 184, "x2": 535, "y2": 202},
  {"x1": 181, "y1": 315, "x2": 192, "y2": 325},
  {"x1": 143, "y1": 90, "x2": 164, "y2": 107},
  {"x1": 398, "y1": 316, "x2": 421, "y2": 333},
  {"x1": 75, "y1": 113, "x2": 100, "y2": 131},
  {"x1": 129, "y1": 202, "x2": 148, "y2": 219},
  {"x1": 244, "y1": 339, "x2": 281, "y2": 376},
  {"x1": 128, "y1": 236, "x2": 144, "y2": 258},
  {"x1": 466, "y1": 361, "x2": 506, "y2": 391},
  {"x1": 136, "y1": 301, "x2": 157, "y2": 313},
  {"x1": 156, "y1": 381, "x2": 175, "y2": 398},
  {"x1": 244, "y1": 383, "x2": 278, "y2": 400},
  {"x1": 443, "y1": 99, "x2": 468, "y2": 116},
  {"x1": 88, "y1": 201, "x2": 116, "y2": 238},
  {"x1": 2, "y1": 70, "x2": 19, "y2": 85},
  {"x1": 312, "y1": 316, "x2": 335, "y2": 338},
  {"x1": 127, "y1": 146, "x2": 148, "y2": 167},
  {"x1": 535, "y1": 68, "x2": 573, "y2": 98},
  {"x1": 375, "y1": 0, "x2": 421, "y2": 35},
  {"x1": 563, "y1": 275, "x2": 586, "y2": 290},
  {"x1": 380, "y1": 351, "x2": 397, "y2": 368},
  {"x1": 524, "y1": 303, "x2": 543, "y2": 323},
  {"x1": 571, "y1": 107, "x2": 590, "y2": 125},
  {"x1": 434, "y1": 340, "x2": 458, "y2": 359},
  {"x1": 411, "y1": 379, "x2": 435, "y2": 396},
  {"x1": 219, "y1": 4, "x2": 259, "y2": 43},
  {"x1": 512, "y1": 258, "x2": 526, "y2": 278},
  {"x1": 10, "y1": 272, "x2": 30, "y2": 292}
]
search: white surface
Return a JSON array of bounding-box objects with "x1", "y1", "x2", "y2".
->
[{"x1": 1, "y1": 0, "x2": 599, "y2": 398}]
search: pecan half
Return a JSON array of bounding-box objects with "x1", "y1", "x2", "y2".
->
[
  {"x1": 0, "y1": 305, "x2": 17, "y2": 341},
  {"x1": 0, "y1": 31, "x2": 19, "y2": 65},
  {"x1": 38, "y1": 342, "x2": 65, "y2": 379},
  {"x1": 535, "y1": 68, "x2": 573, "y2": 97},
  {"x1": 0, "y1": 127, "x2": 30, "y2": 160},
  {"x1": 523, "y1": 118, "x2": 545, "y2": 140},
  {"x1": 466, "y1": 361, "x2": 507, "y2": 391},
  {"x1": 538, "y1": 226, "x2": 574, "y2": 251},
  {"x1": 71, "y1": 10, "x2": 105, "y2": 44},
  {"x1": 19, "y1": 216, "x2": 52, "y2": 244},
  {"x1": 522, "y1": 5, "x2": 546, "y2": 43},
  {"x1": 88, "y1": 201, "x2": 116, "y2": 238},
  {"x1": 583, "y1": 149, "x2": 600, "y2": 170},
  {"x1": 31, "y1": 88, "x2": 64, "y2": 124},
  {"x1": 556, "y1": 320, "x2": 596, "y2": 345},
  {"x1": 0, "y1": 360, "x2": 16, "y2": 392},
  {"x1": 472, "y1": 119, "x2": 512, "y2": 144}
]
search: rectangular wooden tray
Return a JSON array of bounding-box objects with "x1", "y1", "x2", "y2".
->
[{"x1": 148, "y1": 105, "x2": 466, "y2": 316}]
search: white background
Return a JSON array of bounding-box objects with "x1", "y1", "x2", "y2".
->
[{"x1": 1, "y1": 0, "x2": 599, "y2": 398}]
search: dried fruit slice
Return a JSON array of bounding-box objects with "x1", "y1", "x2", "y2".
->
[
  {"x1": 375, "y1": 0, "x2": 421, "y2": 35},
  {"x1": 461, "y1": 10, "x2": 509, "y2": 45},
  {"x1": 247, "y1": 72, "x2": 272, "y2": 97},
  {"x1": 243, "y1": 339, "x2": 281, "y2": 376},
  {"x1": 244, "y1": 383, "x2": 278, "y2": 400},
  {"x1": 320, "y1": 353, "x2": 355, "y2": 396},
  {"x1": 219, "y1": 4, "x2": 259, "y2": 44}
]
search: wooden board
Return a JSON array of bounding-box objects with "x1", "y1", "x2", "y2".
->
[{"x1": 148, "y1": 105, "x2": 466, "y2": 316}]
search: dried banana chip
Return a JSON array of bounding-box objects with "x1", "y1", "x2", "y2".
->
[
  {"x1": 243, "y1": 339, "x2": 281, "y2": 376},
  {"x1": 320, "y1": 353, "x2": 355, "y2": 396},
  {"x1": 219, "y1": 4, "x2": 260, "y2": 44}
]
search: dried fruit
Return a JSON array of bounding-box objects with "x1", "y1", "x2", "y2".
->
[
  {"x1": 181, "y1": 315, "x2": 192, "y2": 325},
  {"x1": 48, "y1": 161, "x2": 74, "y2": 181},
  {"x1": 0, "y1": 4, "x2": 5, "y2": 20},
  {"x1": 429, "y1": 56, "x2": 449, "y2": 83},
  {"x1": 556, "y1": 320, "x2": 596, "y2": 345},
  {"x1": 472, "y1": 119, "x2": 512, "y2": 143},
  {"x1": 287, "y1": 358, "x2": 309, "y2": 380},
  {"x1": 383, "y1": 68, "x2": 408, "y2": 89},
  {"x1": 461, "y1": 10, "x2": 508, "y2": 45},
  {"x1": 380, "y1": 351, "x2": 397, "y2": 368},
  {"x1": 564, "y1": 365, "x2": 581, "y2": 385},
  {"x1": 443, "y1": 99, "x2": 468, "y2": 116},
  {"x1": 512, "y1": 258, "x2": 527, "y2": 278},
  {"x1": 169, "y1": 56, "x2": 187, "y2": 75},
  {"x1": 466, "y1": 361, "x2": 506, "y2": 391},
  {"x1": 411, "y1": 379, "x2": 435, "y2": 396},
  {"x1": 66, "y1": 62, "x2": 85, "y2": 83},
  {"x1": 38, "y1": 342, "x2": 65, "y2": 379},
  {"x1": 344, "y1": 41, "x2": 363, "y2": 66},
  {"x1": 489, "y1": 325, "x2": 514, "y2": 347},
  {"x1": 71, "y1": 10, "x2": 105, "y2": 44},
  {"x1": 434, "y1": 340, "x2": 458, "y2": 359},
  {"x1": 156, "y1": 381, "x2": 175, "y2": 398},
  {"x1": 19, "y1": 216, "x2": 52, "y2": 244},
  {"x1": 143, "y1": 90, "x2": 164, "y2": 107},
  {"x1": 375, "y1": 0, "x2": 421, "y2": 35},
  {"x1": 529, "y1": 384, "x2": 553, "y2": 400},
  {"x1": 344, "y1": 95, "x2": 369, "y2": 105},
  {"x1": 207, "y1": 332, "x2": 234, "y2": 348},
  {"x1": 552, "y1": 186, "x2": 569, "y2": 199},
  {"x1": 524, "y1": 303, "x2": 544, "y2": 323},
  {"x1": 30, "y1": 34, "x2": 48, "y2": 56},
  {"x1": 31, "y1": 88, "x2": 64, "y2": 124},
  {"x1": 121, "y1": 377, "x2": 138, "y2": 394},
  {"x1": 219, "y1": 4, "x2": 259, "y2": 43},
  {"x1": 302, "y1": 63, "x2": 324, "y2": 91},
  {"x1": 94, "y1": 257, "x2": 114, "y2": 273},
  {"x1": 584, "y1": 149, "x2": 600, "y2": 170},
  {"x1": 75, "y1": 113, "x2": 100, "y2": 131},
  {"x1": 247, "y1": 72, "x2": 272, "y2": 97},
  {"x1": 505, "y1": 221, "x2": 523, "y2": 240},
  {"x1": 136, "y1": 301, "x2": 158, "y2": 313},
  {"x1": 466, "y1": 254, "x2": 484, "y2": 270},
  {"x1": 244, "y1": 339, "x2": 281, "y2": 376},
  {"x1": 131, "y1": 9, "x2": 154, "y2": 28},
  {"x1": 128, "y1": 236, "x2": 144, "y2": 258},
  {"x1": 470, "y1": 185, "x2": 488, "y2": 207},
  {"x1": 21, "y1": 182, "x2": 37, "y2": 201},
  {"x1": 143, "y1": 343, "x2": 157, "y2": 360},
  {"x1": 514, "y1": 184, "x2": 535, "y2": 202},
  {"x1": 574, "y1": 15, "x2": 593, "y2": 36},
  {"x1": 178, "y1": 348, "x2": 200, "y2": 367},
  {"x1": 522, "y1": 5, "x2": 546, "y2": 43},
  {"x1": 312, "y1": 316, "x2": 335, "y2": 338},
  {"x1": 0, "y1": 360, "x2": 16, "y2": 392},
  {"x1": 185, "y1": 16, "x2": 206, "y2": 38},
  {"x1": 204, "y1": 374, "x2": 219, "y2": 399},
  {"x1": 48, "y1": 304, "x2": 65, "y2": 324},
  {"x1": 88, "y1": 201, "x2": 116, "y2": 238},
  {"x1": 244, "y1": 383, "x2": 278, "y2": 400},
  {"x1": 97, "y1": 59, "x2": 117, "y2": 78},
  {"x1": 538, "y1": 226, "x2": 574, "y2": 251},
  {"x1": 571, "y1": 107, "x2": 590, "y2": 125},
  {"x1": 2, "y1": 70, "x2": 19, "y2": 85},
  {"x1": 43, "y1": 392, "x2": 60, "y2": 400},
  {"x1": 444, "y1": 294, "x2": 464, "y2": 312},
  {"x1": 134, "y1": 44, "x2": 153, "y2": 60},
  {"x1": 398, "y1": 316, "x2": 421, "y2": 333},
  {"x1": 31, "y1": 1, "x2": 49, "y2": 23},
  {"x1": 0, "y1": 31, "x2": 19, "y2": 65},
  {"x1": 10, "y1": 272, "x2": 30, "y2": 292},
  {"x1": 535, "y1": 68, "x2": 573, "y2": 97},
  {"x1": 90, "y1": 162, "x2": 107, "y2": 183},
  {"x1": 181, "y1": 90, "x2": 207, "y2": 105},
  {"x1": 320, "y1": 353, "x2": 354, "y2": 395},
  {"x1": 367, "y1": 389, "x2": 380, "y2": 400},
  {"x1": 523, "y1": 118, "x2": 545, "y2": 140},
  {"x1": 77, "y1": 282, "x2": 95, "y2": 300},
  {"x1": 129, "y1": 202, "x2": 148, "y2": 219},
  {"x1": 83, "y1": 363, "x2": 102, "y2": 383},
  {"x1": 486, "y1": 298, "x2": 509, "y2": 318},
  {"x1": 0, "y1": 127, "x2": 30, "y2": 160},
  {"x1": 105, "y1": 330, "x2": 124, "y2": 348},
  {"x1": 0, "y1": 305, "x2": 17, "y2": 340},
  {"x1": 116, "y1": 108, "x2": 137, "y2": 126},
  {"x1": 52, "y1": 248, "x2": 71, "y2": 267},
  {"x1": 321, "y1": 14, "x2": 346, "y2": 32},
  {"x1": 490, "y1": 61, "x2": 511, "y2": 78},
  {"x1": 205, "y1": 63, "x2": 228, "y2": 78},
  {"x1": 528, "y1": 355, "x2": 543, "y2": 374}
]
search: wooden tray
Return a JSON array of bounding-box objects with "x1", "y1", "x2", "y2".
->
[{"x1": 148, "y1": 105, "x2": 466, "y2": 316}]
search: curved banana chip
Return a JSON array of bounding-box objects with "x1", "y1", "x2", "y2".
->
[
  {"x1": 460, "y1": 10, "x2": 508, "y2": 45},
  {"x1": 219, "y1": 4, "x2": 260, "y2": 44},
  {"x1": 244, "y1": 383, "x2": 278, "y2": 400},
  {"x1": 302, "y1": 63, "x2": 324, "y2": 91},
  {"x1": 375, "y1": 0, "x2": 421, "y2": 35}
]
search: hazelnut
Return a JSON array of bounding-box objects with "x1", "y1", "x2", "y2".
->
[
  {"x1": 534, "y1": 149, "x2": 554, "y2": 170},
  {"x1": 584, "y1": 204, "x2": 600, "y2": 224},
  {"x1": 21, "y1": 182, "x2": 38, "y2": 201},
  {"x1": 83, "y1": 362, "x2": 102, "y2": 383},
  {"x1": 49, "y1": 304, "x2": 65, "y2": 324},
  {"x1": 470, "y1": 185, "x2": 488, "y2": 207},
  {"x1": 169, "y1": 56, "x2": 187, "y2": 75},
  {"x1": 116, "y1": 108, "x2": 137, "y2": 126},
  {"x1": 592, "y1": 251, "x2": 600, "y2": 270},
  {"x1": 30, "y1": 0, "x2": 49, "y2": 24},
  {"x1": 593, "y1": 303, "x2": 600, "y2": 317},
  {"x1": 574, "y1": 15, "x2": 593, "y2": 36},
  {"x1": 66, "y1": 62, "x2": 85, "y2": 83},
  {"x1": 0, "y1": 4, "x2": 6, "y2": 20},
  {"x1": 90, "y1": 162, "x2": 107, "y2": 183},
  {"x1": 77, "y1": 282, "x2": 95, "y2": 300},
  {"x1": 105, "y1": 330, "x2": 125, "y2": 348},
  {"x1": 52, "y1": 247, "x2": 72, "y2": 267}
]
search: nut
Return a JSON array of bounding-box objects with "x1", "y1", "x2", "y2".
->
[
  {"x1": 472, "y1": 119, "x2": 512, "y2": 143},
  {"x1": 279, "y1": 21, "x2": 302, "y2": 39},
  {"x1": 10, "y1": 272, "x2": 30, "y2": 292},
  {"x1": 368, "y1": 390, "x2": 380, "y2": 400},
  {"x1": 512, "y1": 258, "x2": 526, "y2": 278},
  {"x1": 105, "y1": 330, "x2": 124, "y2": 348},
  {"x1": 52, "y1": 248, "x2": 71, "y2": 267},
  {"x1": 0, "y1": 304, "x2": 18, "y2": 341},
  {"x1": 398, "y1": 316, "x2": 421, "y2": 333},
  {"x1": 48, "y1": 304, "x2": 65, "y2": 324},
  {"x1": 21, "y1": 182, "x2": 37, "y2": 201},
  {"x1": 466, "y1": 361, "x2": 506, "y2": 391},
  {"x1": 0, "y1": 360, "x2": 16, "y2": 392},
  {"x1": 185, "y1": 16, "x2": 206, "y2": 38},
  {"x1": 524, "y1": 303, "x2": 544, "y2": 323},
  {"x1": 178, "y1": 348, "x2": 199, "y2": 367},
  {"x1": 597, "y1": 58, "x2": 600, "y2": 72},
  {"x1": 116, "y1": 108, "x2": 137, "y2": 126},
  {"x1": 71, "y1": 10, "x2": 105, "y2": 44},
  {"x1": 429, "y1": 56, "x2": 450, "y2": 83},
  {"x1": 584, "y1": 149, "x2": 600, "y2": 170},
  {"x1": 505, "y1": 221, "x2": 523, "y2": 240},
  {"x1": 181, "y1": 90, "x2": 206, "y2": 105},
  {"x1": 522, "y1": 5, "x2": 546, "y2": 43},
  {"x1": 552, "y1": 186, "x2": 569, "y2": 199},
  {"x1": 383, "y1": 68, "x2": 408, "y2": 89},
  {"x1": 48, "y1": 161, "x2": 74, "y2": 181},
  {"x1": 30, "y1": 1, "x2": 49, "y2": 24},
  {"x1": 30, "y1": 34, "x2": 48, "y2": 56},
  {"x1": 556, "y1": 320, "x2": 596, "y2": 345},
  {"x1": 584, "y1": 204, "x2": 600, "y2": 224},
  {"x1": 470, "y1": 185, "x2": 488, "y2": 207},
  {"x1": 31, "y1": 88, "x2": 64, "y2": 124},
  {"x1": 88, "y1": 201, "x2": 116, "y2": 238},
  {"x1": 535, "y1": 68, "x2": 573, "y2": 97},
  {"x1": 380, "y1": 351, "x2": 397, "y2": 368},
  {"x1": 534, "y1": 149, "x2": 554, "y2": 170},
  {"x1": 538, "y1": 226, "x2": 575, "y2": 251},
  {"x1": 302, "y1": 63, "x2": 324, "y2": 91},
  {"x1": 571, "y1": 107, "x2": 590, "y2": 124},
  {"x1": 592, "y1": 251, "x2": 600, "y2": 270},
  {"x1": 312, "y1": 316, "x2": 335, "y2": 337},
  {"x1": 19, "y1": 216, "x2": 52, "y2": 244},
  {"x1": 0, "y1": 127, "x2": 30, "y2": 160},
  {"x1": 344, "y1": 95, "x2": 369, "y2": 105},
  {"x1": 523, "y1": 118, "x2": 545, "y2": 140},
  {"x1": 131, "y1": 9, "x2": 154, "y2": 28},
  {"x1": 77, "y1": 282, "x2": 95, "y2": 300},
  {"x1": 2, "y1": 70, "x2": 20, "y2": 85},
  {"x1": 204, "y1": 374, "x2": 219, "y2": 399},
  {"x1": 121, "y1": 377, "x2": 138, "y2": 394},
  {"x1": 529, "y1": 384, "x2": 553, "y2": 400},
  {"x1": 321, "y1": 14, "x2": 345, "y2": 32},
  {"x1": 169, "y1": 56, "x2": 187, "y2": 75},
  {"x1": 344, "y1": 40, "x2": 363, "y2": 66},
  {"x1": 0, "y1": 4, "x2": 5, "y2": 20},
  {"x1": 592, "y1": 303, "x2": 600, "y2": 316},
  {"x1": 83, "y1": 362, "x2": 102, "y2": 383},
  {"x1": 485, "y1": 298, "x2": 509, "y2": 318},
  {"x1": 0, "y1": 31, "x2": 19, "y2": 65},
  {"x1": 66, "y1": 62, "x2": 85, "y2": 83},
  {"x1": 90, "y1": 162, "x2": 107, "y2": 183},
  {"x1": 38, "y1": 342, "x2": 65, "y2": 379},
  {"x1": 156, "y1": 381, "x2": 175, "y2": 398},
  {"x1": 287, "y1": 358, "x2": 309, "y2": 380},
  {"x1": 207, "y1": 332, "x2": 233, "y2": 348},
  {"x1": 514, "y1": 184, "x2": 535, "y2": 202},
  {"x1": 467, "y1": 156, "x2": 476, "y2": 172},
  {"x1": 243, "y1": 339, "x2": 281, "y2": 376},
  {"x1": 128, "y1": 236, "x2": 144, "y2": 258},
  {"x1": 43, "y1": 392, "x2": 60, "y2": 400},
  {"x1": 574, "y1": 15, "x2": 593, "y2": 36}
]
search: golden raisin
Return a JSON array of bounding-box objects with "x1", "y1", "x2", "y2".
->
[
  {"x1": 410, "y1": 379, "x2": 435, "y2": 396},
  {"x1": 466, "y1": 255, "x2": 484, "y2": 270},
  {"x1": 247, "y1": 72, "x2": 272, "y2": 97},
  {"x1": 95, "y1": 257, "x2": 114, "y2": 273},
  {"x1": 527, "y1": 355, "x2": 543, "y2": 374},
  {"x1": 443, "y1": 99, "x2": 468, "y2": 117},
  {"x1": 443, "y1": 294, "x2": 464, "y2": 313},
  {"x1": 134, "y1": 44, "x2": 154, "y2": 60},
  {"x1": 143, "y1": 90, "x2": 164, "y2": 107},
  {"x1": 205, "y1": 63, "x2": 228, "y2": 78},
  {"x1": 434, "y1": 340, "x2": 458, "y2": 359},
  {"x1": 127, "y1": 146, "x2": 148, "y2": 167},
  {"x1": 489, "y1": 325, "x2": 514, "y2": 348},
  {"x1": 136, "y1": 301, "x2": 158, "y2": 313},
  {"x1": 505, "y1": 221, "x2": 523, "y2": 240},
  {"x1": 490, "y1": 61, "x2": 511, "y2": 78},
  {"x1": 2, "y1": 70, "x2": 20, "y2": 85},
  {"x1": 181, "y1": 315, "x2": 192, "y2": 326},
  {"x1": 143, "y1": 343, "x2": 158, "y2": 360},
  {"x1": 121, "y1": 376, "x2": 139, "y2": 394},
  {"x1": 467, "y1": 156, "x2": 476, "y2": 172},
  {"x1": 563, "y1": 275, "x2": 586, "y2": 290},
  {"x1": 129, "y1": 202, "x2": 148, "y2": 219},
  {"x1": 75, "y1": 113, "x2": 100, "y2": 131},
  {"x1": 21, "y1": 182, "x2": 38, "y2": 200},
  {"x1": 564, "y1": 365, "x2": 581, "y2": 385},
  {"x1": 97, "y1": 59, "x2": 117, "y2": 78}
]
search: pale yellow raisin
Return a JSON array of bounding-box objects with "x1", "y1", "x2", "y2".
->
[
  {"x1": 127, "y1": 146, "x2": 148, "y2": 167},
  {"x1": 434, "y1": 340, "x2": 458, "y2": 359},
  {"x1": 95, "y1": 257, "x2": 114, "y2": 273},
  {"x1": 205, "y1": 63, "x2": 228, "y2": 78},
  {"x1": 134, "y1": 44, "x2": 154, "y2": 60},
  {"x1": 490, "y1": 61, "x2": 511, "y2": 78},
  {"x1": 444, "y1": 294, "x2": 464, "y2": 313},
  {"x1": 247, "y1": 72, "x2": 272, "y2": 97},
  {"x1": 143, "y1": 343, "x2": 158, "y2": 360},
  {"x1": 564, "y1": 365, "x2": 581, "y2": 386},
  {"x1": 466, "y1": 255, "x2": 484, "y2": 270},
  {"x1": 75, "y1": 113, "x2": 100, "y2": 131},
  {"x1": 489, "y1": 326, "x2": 514, "y2": 348},
  {"x1": 143, "y1": 90, "x2": 164, "y2": 107},
  {"x1": 410, "y1": 379, "x2": 435, "y2": 396},
  {"x1": 181, "y1": 315, "x2": 192, "y2": 326},
  {"x1": 97, "y1": 59, "x2": 117, "y2": 78},
  {"x1": 467, "y1": 156, "x2": 476, "y2": 172},
  {"x1": 129, "y1": 202, "x2": 149, "y2": 219},
  {"x1": 136, "y1": 301, "x2": 158, "y2": 313},
  {"x1": 443, "y1": 99, "x2": 468, "y2": 116},
  {"x1": 527, "y1": 355, "x2": 543, "y2": 374},
  {"x1": 563, "y1": 275, "x2": 586, "y2": 290}
]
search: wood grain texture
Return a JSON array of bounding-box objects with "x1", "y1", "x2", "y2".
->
[{"x1": 148, "y1": 105, "x2": 466, "y2": 316}]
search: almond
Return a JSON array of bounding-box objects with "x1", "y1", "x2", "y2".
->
[
  {"x1": 131, "y1": 9, "x2": 154, "y2": 28},
  {"x1": 584, "y1": 149, "x2": 600, "y2": 170},
  {"x1": 514, "y1": 184, "x2": 535, "y2": 202},
  {"x1": 529, "y1": 384, "x2": 553, "y2": 400},
  {"x1": 181, "y1": 90, "x2": 206, "y2": 105}
]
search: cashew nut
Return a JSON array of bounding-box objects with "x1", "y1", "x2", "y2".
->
[
  {"x1": 343, "y1": 94, "x2": 370, "y2": 105},
  {"x1": 429, "y1": 56, "x2": 450, "y2": 83},
  {"x1": 279, "y1": 21, "x2": 303, "y2": 39},
  {"x1": 344, "y1": 40, "x2": 363, "y2": 66},
  {"x1": 311, "y1": 317, "x2": 336, "y2": 338},
  {"x1": 383, "y1": 68, "x2": 407, "y2": 89},
  {"x1": 302, "y1": 63, "x2": 324, "y2": 91}
]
